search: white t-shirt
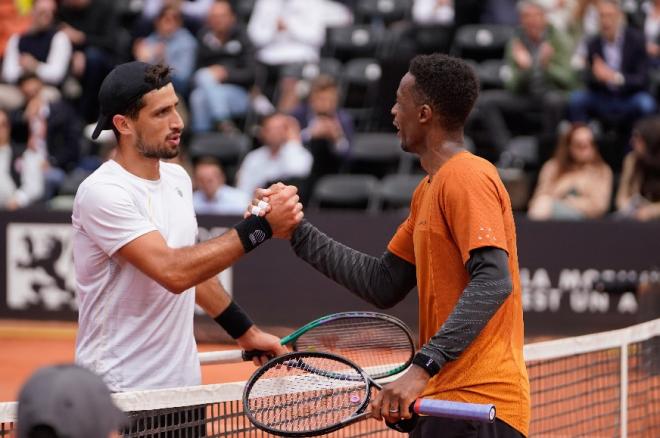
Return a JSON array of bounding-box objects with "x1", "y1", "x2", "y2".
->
[
  {"x1": 72, "y1": 160, "x2": 200, "y2": 392},
  {"x1": 236, "y1": 140, "x2": 313, "y2": 196}
]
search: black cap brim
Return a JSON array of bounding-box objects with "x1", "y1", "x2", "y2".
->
[{"x1": 92, "y1": 114, "x2": 110, "y2": 140}]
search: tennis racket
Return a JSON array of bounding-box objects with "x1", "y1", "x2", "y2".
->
[
  {"x1": 200, "y1": 311, "x2": 415, "y2": 379},
  {"x1": 243, "y1": 351, "x2": 496, "y2": 437}
]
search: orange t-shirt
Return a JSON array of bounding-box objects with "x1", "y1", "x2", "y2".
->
[{"x1": 388, "y1": 151, "x2": 530, "y2": 436}]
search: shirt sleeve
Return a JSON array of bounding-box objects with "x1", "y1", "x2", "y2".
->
[
  {"x1": 35, "y1": 31, "x2": 72, "y2": 85},
  {"x1": 77, "y1": 183, "x2": 158, "y2": 257},
  {"x1": 2, "y1": 35, "x2": 21, "y2": 83},
  {"x1": 441, "y1": 166, "x2": 509, "y2": 264},
  {"x1": 387, "y1": 186, "x2": 422, "y2": 265}
]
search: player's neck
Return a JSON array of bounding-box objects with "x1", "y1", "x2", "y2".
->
[
  {"x1": 113, "y1": 144, "x2": 161, "y2": 181},
  {"x1": 419, "y1": 131, "x2": 466, "y2": 176}
]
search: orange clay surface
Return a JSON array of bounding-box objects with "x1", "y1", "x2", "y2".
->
[{"x1": 0, "y1": 320, "x2": 256, "y2": 402}]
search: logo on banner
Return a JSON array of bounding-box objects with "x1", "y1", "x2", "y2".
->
[{"x1": 7, "y1": 223, "x2": 76, "y2": 311}]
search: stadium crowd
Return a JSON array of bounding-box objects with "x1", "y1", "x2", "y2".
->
[{"x1": 1, "y1": 0, "x2": 660, "y2": 221}]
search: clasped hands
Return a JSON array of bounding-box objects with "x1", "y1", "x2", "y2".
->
[{"x1": 244, "y1": 182, "x2": 303, "y2": 239}]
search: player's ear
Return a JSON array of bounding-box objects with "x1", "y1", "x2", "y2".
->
[
  {"x1": 113, "y1": 114, "x2": 132, "y2": 137},
  {"x1": 419, "y1": 104, "x2": 433, "y2": 124}
]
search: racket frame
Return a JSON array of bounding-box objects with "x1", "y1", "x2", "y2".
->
[
  {"x1": 243, "y1": 351, "x2": 378, "y2": 437},
  {"x1": 245, "y1": 311, "x2": 415, "y2": 379}
]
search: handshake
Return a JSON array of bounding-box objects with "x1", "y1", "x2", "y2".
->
[{"x1": 243, "y1": 182, "x2": 304, "y2": 240}]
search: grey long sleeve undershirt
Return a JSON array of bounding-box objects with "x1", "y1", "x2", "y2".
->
[
  {"x1": 290, "y1": 220, "x2": 417, "y2": 308},
  {"x1": 290, "y1": 220, "x2": 513, "y2": 372}
]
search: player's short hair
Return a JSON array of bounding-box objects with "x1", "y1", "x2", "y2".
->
[{"x1": 408, "y1": 53, "x2": 479, "y2": 132}]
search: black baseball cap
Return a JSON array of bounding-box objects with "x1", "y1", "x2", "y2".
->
[
  {"x1": 17, "y1": 364, "x2": 129, "y2": 438},
  {"x1": 92, "y1": 61, "x2": 172, "y2": 140}
]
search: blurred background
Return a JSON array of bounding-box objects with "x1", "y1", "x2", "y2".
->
[{"x1": 0, "y1": 0, "x2": 659, "y2": 400}]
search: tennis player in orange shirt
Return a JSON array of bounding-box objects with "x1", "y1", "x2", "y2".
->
[{"x1": 253, "y1": 53, "x2": 531, "y2": 437}]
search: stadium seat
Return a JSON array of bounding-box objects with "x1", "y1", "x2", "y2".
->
[
  {"x1": 355, "y1": 0, "x2": 412, "y2": 26},
  {"x1": 498, "y1": 167, "x2": 531, "y2": 211},
  {"x1": 339, "y1": 58, "x2": 383, "y2": 131},
  {"x1": 373, "y1": 173, "x2": 424, "y2": 211},
  {"x1": 188, "y1": 132, "x2": 250, "y2": 184},
  {"x1": 234, "y1": 0, "x2": 256, "y2": 23},
  {"x1": 475, "y1": 59, "x2": 508, "y2": 90},
  {"x1": 288, "y1": 58, "x2": 343, "y2": 82},
  {"x1": 347, "y1": 132, "x2": 402, "y2": 177},
  {"x1": 324, "y1": 25, "x2": 384, "y2": 62},
  {"x1": 310, "y1": 174, "x2": 379, "y2": 210},
  {"x1": 413, "y1": 24, "x2": 454, "y2": 55},
  {"x1": 451, "y1": 24, "x2": 515, "y2": 62},
  {"x1": 58, "y1": 168, "x2": 92, "y2": 196}
]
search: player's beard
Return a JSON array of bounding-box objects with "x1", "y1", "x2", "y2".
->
[{"x1": 136, "y1": 132, "x2": 179, "y2": 159}]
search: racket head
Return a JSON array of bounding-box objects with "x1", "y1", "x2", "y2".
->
[
  {"x1": 243, "y1": 351, "x2": 374, "y2": 437},
  {"x1": 286, "y1": 311, "x2": 415, "y2": 379}
]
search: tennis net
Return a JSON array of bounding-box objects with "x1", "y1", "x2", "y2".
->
[
  {"x1": 525, "y1": 318, "x2": 659, "y2": 437},
  {"x1": 0, "y1": 318, "x2": 657, "y2": 437}
]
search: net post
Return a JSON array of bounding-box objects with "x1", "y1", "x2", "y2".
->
[{"x1": 620, "y1": 342, "x2": 628, "y2": 438}]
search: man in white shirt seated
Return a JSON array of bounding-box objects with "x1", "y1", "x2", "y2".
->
[
  {"x1": 0, "y1": 0, "x2": 71, "y2": 111},
  {"x1": 193, "y1": 157, "x2": 249, "y2": 215},
  {"x1": 236, "y1": 112, "x2": 312, "y2": 197}
]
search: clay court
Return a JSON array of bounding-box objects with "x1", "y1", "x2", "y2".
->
[{"x1": 0, "y1": 320, "x2": 256, "y2": 402}]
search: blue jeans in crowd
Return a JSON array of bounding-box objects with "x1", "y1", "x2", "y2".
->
[
  {"x1": 568, "y1": 90, "x2": 657, "y2": 123},
  {"x1": 189, "y1": 68, "x2": 250, "y2": 133}
]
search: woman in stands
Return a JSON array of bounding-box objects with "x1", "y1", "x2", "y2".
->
[
  {"x1": 616, "y1": 116, "x2": 660, "y2": 221},
  {"x1": 528, "y1": 122, "x2": 612, "y2": 220}
]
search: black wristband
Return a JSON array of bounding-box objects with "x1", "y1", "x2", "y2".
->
[
  {"x1": 214, "y1": 301, "x2": 254, "y2": 339},
  {"x1": 412, "y1": 352, "x2": 441, "y2": 377},
  {"x1": 234, "y1": 215, "x2": 273, "y2": 253}
]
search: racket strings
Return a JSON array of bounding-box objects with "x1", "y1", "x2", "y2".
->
[
  {"x1": 246, "y1": 356, "x2": 369, "y2": 433},
  {"x1": 295, "y1": 318, "x2": 413, "y2": 378}
]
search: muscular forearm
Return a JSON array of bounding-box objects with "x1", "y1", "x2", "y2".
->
[
  {"x1": 290, "y1": 220, "x2": 416, "y2": 308},
  {"x1": 195, "y1": 276, "x2": 233, "y2": 317},
  {"x1": 418, "y1": 247, "x2": 513, "y2": 372},
  {"x1": 167, "y1": 229, "x2": 245, "y2": 292}
]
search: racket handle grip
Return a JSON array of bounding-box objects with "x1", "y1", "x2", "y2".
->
[
  {"x1": 414, "y1": 399, "x2": 496, "y2": 423},
  {"x1": 386, "y1": 400, "x2": 495, "y2": 433},
  {"x1": 198, "y1": 350, "x2": 245, "y2": 364},
  {"x1": 242, "y1": 349, "x2": 268, "y2": 361}
]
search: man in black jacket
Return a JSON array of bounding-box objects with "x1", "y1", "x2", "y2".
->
[
  {"x1": 189, "y1": 0, "x2": 256, "y2": 133},
  {"x1": 58, "y1": 0, "x2": 121, "y2": 122},
  {"x1": 568, "y1": 0, "x2": 656, "y2": 127}
]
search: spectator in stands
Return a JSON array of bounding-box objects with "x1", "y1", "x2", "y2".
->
[
  {"x1": 291, "y1": 74, "x2": 354, "y2": 179},
  {"x1": 412, "y1": 0, "x2": 455, "y2": 25},
  {"x1": 17, "y1": 364, "x2": 128, "y2": 438},
  {"x1": 642, "y1": 0, "x2": 660, "y2": 67},
  {"x1": 57, "y1": 0, "x2": 119, "y2": 123},
  {"x1": 10, "y1": 74, "x2": 82, "y2": 200},
  {"x1": 478, "y1": 1, "x2": 578, "y2": 157},
  {"x1": 616, "y1": 115, "x2": 660, "y2": 221},
  {"x1": 528, "y1": 123, "x2": 612, "y2": 219},
  {"x1": 247, "y1": 0, "x2": 326, "y2": 112},
  {"x1": 136, "y1": 0, "x2": 214, "y2": 37},
  {"x1": 480, "y1": 0, "x2": 519, "y2": 25},
  {"x1": 567, "y1": 0, "x2": 656, "y2": 131},
  {"x1": 236, "y1": 113, "x2": 312, "y2": 196},
  {"x1": 569, "y1": 0, "x2": 601, "y2": 69},
  {"x1": 537, "y1": 0, "x2": 578, "y2": 34},
  {"x1": 0, "y1": 0, "x2": 71, "y2": 111},
  {"x1": 0, "y1": 109, "x2": 45, "y2": 210},
  {"x1": 133, "y1": 6, "x2": 197, "y2": 95},
  {"x1": 193, "y1": 157, "x2": 249, "y2": 215},
  {"x1": 189, "y1": 0, "x2": 255, "y2": 134}
]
